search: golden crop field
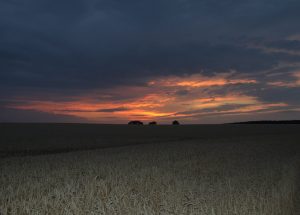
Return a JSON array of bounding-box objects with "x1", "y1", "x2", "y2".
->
[{"x1": 0, "y1": 124, "x2": 299, "y2": 214}]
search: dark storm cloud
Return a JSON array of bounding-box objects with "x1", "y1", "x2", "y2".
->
[
  {"x1": 96, "y1": 107, "x2": 129, "y2": 112},
  {"x1": 251, "y1": 87, "x2": 300, "y2": 106},
  {"x1": 2, "y1": 0, "x2": 300, "y2": 90},
  {"x1": 0, "y1": 107, "x2": 85, "y2": 123},
  {"x1": 266, "y1": 40, "x2": 300, "y2": 52},
  {"x1": 58, "y1": 107, "x2": 129, "y2": 113}
]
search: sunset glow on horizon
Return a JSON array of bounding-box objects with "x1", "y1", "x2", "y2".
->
[{"x1": 5, "y1": 73, "x2": 296, "y2": 123}]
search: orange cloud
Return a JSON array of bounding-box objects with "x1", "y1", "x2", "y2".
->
[
  {"x1": 8, "y1": 73, "x2": 293, "y2": 123},
  {"x1": 9, "y1": 92, "x2": 176, "y2": 121},
  {"x1": 221, "y1": 103, "x2": 288, "y2": 114},
  {"x1": 149, "y1": 73, "x2": 257, "y2": 88}
]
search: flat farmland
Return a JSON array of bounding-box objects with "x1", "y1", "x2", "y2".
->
[{"x1": 0, "y1": 124, "x2": 300, "y2": 214}]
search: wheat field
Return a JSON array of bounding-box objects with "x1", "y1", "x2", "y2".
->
[{"x1": 0, "y1": 124, "x2": 300, "y2": 214}]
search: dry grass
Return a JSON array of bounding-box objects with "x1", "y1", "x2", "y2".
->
[{"x1": 0, "y1": 135, "x2": 299, "y2": 215}]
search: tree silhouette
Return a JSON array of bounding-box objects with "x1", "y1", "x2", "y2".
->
[{"x1": 172, "y1": 120, "x2": 180, "y2": 125}]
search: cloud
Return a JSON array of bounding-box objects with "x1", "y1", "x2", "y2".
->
[
  {"x1": 268, "y1": 71, "x2": 300, "y2": 88},
  {"x1": 1, "y1": 0, "x2": 300, "y2": 90},
  {"x1": 57, "y1": 107, "x2": 129, "y2": 113},
  {"x1": 148, "y1": 73, "x2": 257, "y2": 88},
  {"x1": 267, "y1": 40, "x2": 300, "y2": 52},
  {"x1": 0, "y1": 107, "x2": 85, "y2": 123},
  {"x1": 1, "y1": 0, "x2": 300, "y2": 122},
  {"x1": 4, "y1": 72, "x2": 298, "y2": 123},
  {"x1": 95, "y1": 107, "x2": 129, "y2": 112}
]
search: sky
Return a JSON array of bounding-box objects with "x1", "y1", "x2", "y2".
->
[{"x1": 1, "y1": 0, "x2": 300, "y2": 124}]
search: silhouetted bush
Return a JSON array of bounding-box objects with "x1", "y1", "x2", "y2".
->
[
  {"x1": 148, "y1": 121, "x2": 157, "y2": 125},
  {"x1": 128, "y1": 121, "x2": 144, "y2": 125},
  {"x1": 172, "y1": 120, "x2": 180, "y2": 125}
]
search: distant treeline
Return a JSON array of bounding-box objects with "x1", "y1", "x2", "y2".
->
[{"x1": 230, "y1": 120, "x2": 300, "y2": 124}]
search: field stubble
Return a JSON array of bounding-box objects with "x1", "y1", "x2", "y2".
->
[{"x1": 1, "y1": 133, "x2": 300, "y2": 215}]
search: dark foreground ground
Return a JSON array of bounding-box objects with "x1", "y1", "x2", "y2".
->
[
  {"x1": 0, "y1": 123, "x2": 300, "y2": 214},
  {"x1": 1, "y1": 123, "x2": 299, "y2": 157}
]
